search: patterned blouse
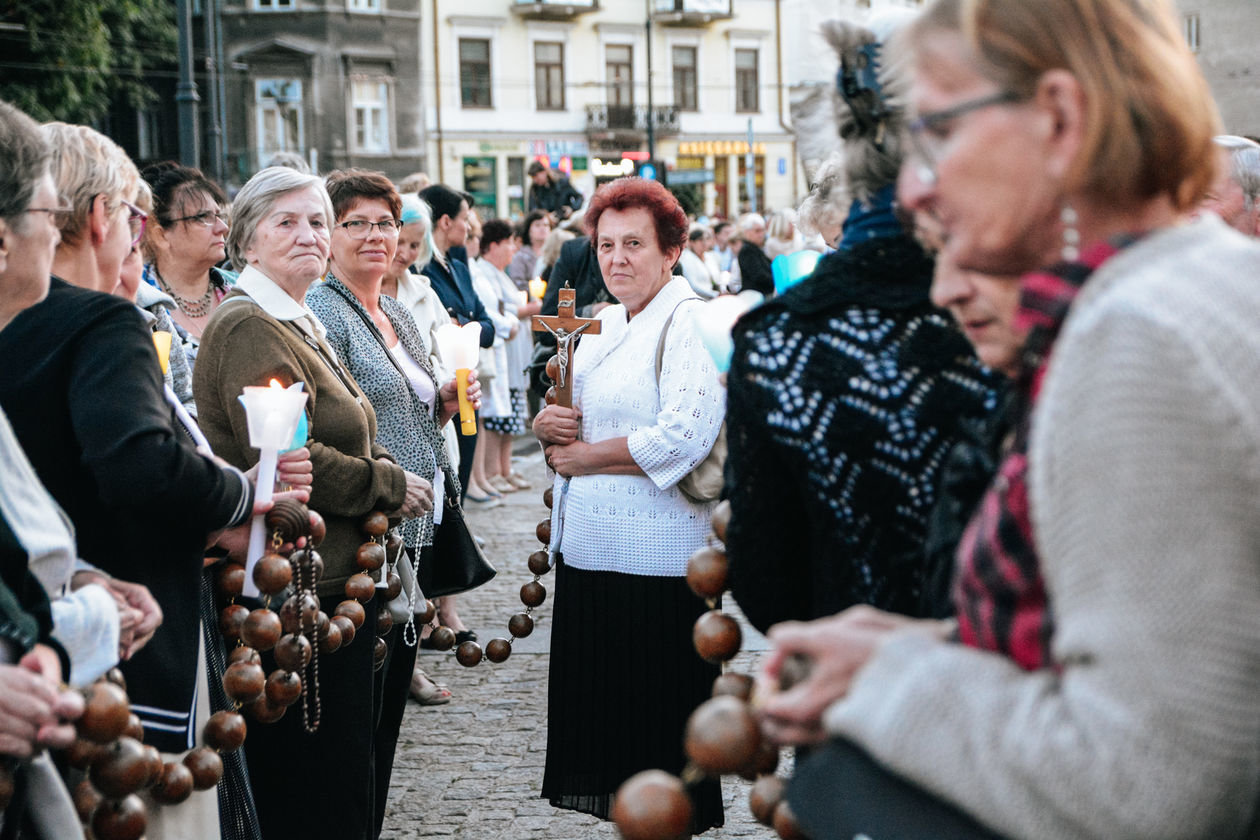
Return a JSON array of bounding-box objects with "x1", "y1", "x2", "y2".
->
[{"x1": 307, "y1": 275, "x2": 457, "y2": 548}]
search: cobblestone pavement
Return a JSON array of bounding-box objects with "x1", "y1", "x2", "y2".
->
[{"x1": 382, "y1": 444, "x2": 784, "y2": 840}]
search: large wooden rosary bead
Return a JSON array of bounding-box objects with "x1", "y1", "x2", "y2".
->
[
  {"x1": 141, "y1": 744, "x2": 164, "y2": 787},
  {"x1": 527, "y1": 550, "x2": 552, "y2": 576},
  {"x1": 749, "y1": 775, "x2": 786, "y2": 827},
  {"x1": 329, "y1": 614, "x2": 357, "y2": 646},
  {"x1": 384, "y1": 570, "x2": 403, "y2": 601},
  {"x1": 535, "y1": 519, "x2": 551, "y2": 545},
  {"x1": 712, "y1": 672, "x2": 755, "y2": 701},
  {"x1": 252, "y1": 554, "x2": 293, "y2": 596},
  {"x1": 344, "y1": 573, "x2": 376, "y2": 604},
  {"x1": 545, "y1": 354, "x2": 560, "y2": 382},
  {"x1": 508, "y1": 613, "x2": 534, "y2": 639},
  {"x1": 684, "y1": 695, "x2": 761, "y2": 775},
  {"x1": 686, "y1": 547, "x2": 729, "y2": 600},
  {"x1": 123, "y1": 713, "x2": 144, "y2": 741},
  {"x1": 356, "y1": 542, "x2": 386, "y2": 572},
  {"x1": 91, "y1": 793, "x2": 147, "y2": 840},
  {"x1": 693, "y1": 610, "x2": 742, "y2": 664},
  {"x1": 104, "y1": 667, "x2": 127, "y2": 690},
  {"x1": 385, "y1": 533, "x2": 404, "y2": 556},
  {"x1": 273, "y1": 633, "x2": 312, "y2": 672},
  {"x1": 520, "y1": 581, "x2": 546, "y2": 608},
  {"x1": 77, "y1": 681, "x2": 131, "y2": 744},
  {"x1": 455, "y1": 641, "x2": 482, "y2": 667},
  {"x1": 314, "y1": 610, "x2": 331, "y2": 640},
  {"x1": 150, "y1": 761, "x2": 194, "y2": 805},
  {"x1": 319, "y1": 620, "x2": 344, "y2": 654},
  {"x1": 244, "y1": 696, "x2": 286, "y2": 724},
  {"x1": 88, "y1": 736, "x2": 148, "y2": 799},
  {"x1": 429, "y1": 626, "x2": 456, "y2": 651},
  {"x1": 710, "y1": 499, "x2": 731, "y2": 544},
  {"x1": 741, "y1": 737, "x2": 780, "y2": 780},
  {"x1": 228, "y1": 646, "x2": 261, "y2": 667},
  {"x1": 373, "y1": 636, "x2": 388, "y2": 668},
  {"x1": 376, "y1": 608, "x2": 394, "y2": 635},
  {"x1": 416, "y1": 599, "x2": 436, "y2": 624},
  {"x1": 280, "y1": 593, "x2": 320, "y2": 634},
  {"x1": 72, "y1": 777, "x2": 100, "y2": 821},
  {"x1": 223, "y1": 661, "x2": 266, "y2": 704},
  {"x1": 265, "y1": 497, "x2": 310, "y2": 543},
  {"x1": 203, "y1": 710, "x2": 247, "y2": 752},
  {"x1": 543, "y1": 487, "x2": 554, "y2": 509},
  {"x1": 183, "y1": 747, "x2": 224, "y2": 791},
  {"x1": 241, "y1": 609, "x2": 283, "y2": 652},
  {"x1": 334, "y1": 599, "x2": 366, "y2": 630},
  {"x1": 362, "y1": 512, "x2": 389, "y2": 538},
  {"x1": 485, "y1": 638, "x2": 512, "y2": 663},
  {"x1": 544, "y1": 386, "x2": 558, "y2": 406},
  {"x1": 216, "y1": 562, "x2": 246, "y2": 598},
  {"x1": 219, "y1": 603, "x2": 250, "y2": 643},
  {"x1": 66, "y1": 737, "x2": 107, "y2": 770},
  {"x1": 265, "y1": 670, "x2": 303, "y2": 707},
  {"x1": 610, "y1": 769, "x2": 693, "y2": 840},
  {"x1": 308, "y1": 511, "x2": 327, "y2": 547},
  {"x1": 772, "y1": 800, "x2": 809, "y2": 840}
]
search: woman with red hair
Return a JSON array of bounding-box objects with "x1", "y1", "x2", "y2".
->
[{"x1": 533, "y1": 177, "x2": 726, "y2": 833}]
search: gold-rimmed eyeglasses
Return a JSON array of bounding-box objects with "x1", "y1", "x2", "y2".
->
[{"x1": 905, "y1": 90, "x2": 1022, "y2": 187}]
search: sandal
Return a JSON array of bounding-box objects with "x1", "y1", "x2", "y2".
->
[
  {"x1": 454, "y1": 630, "x2": 477, "y2": 646},
  {"x1": 506, "y1": 471, "x2": 532, "y2": 490},
  {"x1": 410, "y1": 669, "x2": 452, "y2": 705}
]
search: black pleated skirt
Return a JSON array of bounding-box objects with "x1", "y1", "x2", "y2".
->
[{"x1": 542, "y1": 558, "x2": 724, "y2": 834}]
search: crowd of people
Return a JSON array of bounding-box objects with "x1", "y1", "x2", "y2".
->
[{"x1": 2, "y1": 0, "x2": 1260, "y2": 838}]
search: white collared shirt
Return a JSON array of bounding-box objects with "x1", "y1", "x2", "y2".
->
[{"x1": 234, "y1": 265, "x2": 327, "y2": 341}]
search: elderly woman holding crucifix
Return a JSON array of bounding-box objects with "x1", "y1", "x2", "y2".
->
[{"x1": 532, "y1": 177, "x2": 726, "y2": 834}]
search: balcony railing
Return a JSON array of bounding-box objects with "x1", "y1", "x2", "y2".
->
[
  {"x1": 651, "y1": 0, "x2": 732, "y2": 25},
  {"x1": 511, "y1": 0, "x2": 598, "y2": 20},
  {"x1": 585, "y1": 104, "x2": 680, "y2": 135}
]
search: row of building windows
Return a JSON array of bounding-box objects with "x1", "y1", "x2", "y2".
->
[
  {"x1": 255, "y1": 77, "x2": 389, "y2": 159},
  {"x1": 457, "y1": 38, "x2": 760, "y2": 113}
]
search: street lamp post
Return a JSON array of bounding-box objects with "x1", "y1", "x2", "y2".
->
[
  {"x1": 175, "y1": 0, "x2": 201, "y2": 168},
  {"x1": 645, "y1": 0, "x2": 656, "y2": 169}
]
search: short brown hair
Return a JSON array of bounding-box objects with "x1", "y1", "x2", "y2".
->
[
  {"x1": 324, "y1": 168, "x2": 402, "y2": 222},
  {"x1": 904, "y1": 0, "x2": 1220, "y2": 212},
  {"x1": 583, "y1": 177, "x2": 688, "y2": 255}
]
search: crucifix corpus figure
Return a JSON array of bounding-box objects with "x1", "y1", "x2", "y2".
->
[{"x1": 532, "y1": 285, "x2": 601, "y2": 408}]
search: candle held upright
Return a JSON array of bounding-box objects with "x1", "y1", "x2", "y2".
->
[{"x1": 434, "y1": 322, "x2": 482, "y2": 436}]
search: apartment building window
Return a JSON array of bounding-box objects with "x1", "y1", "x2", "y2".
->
[
  {"x1": 535, "y1": 42, "x2": 565, "y2": 111},
  {"x1": 735, "y1": 48, "x2": 758, "y2": 113},
  {"x1": 1184, "y1": 13, "x2": 1200, "y2": 52},
  {"x1": 352, "y1": 80, "x2": 389, "y2": 153},
  {"x1": 459, "y1": 38, "x2": 492, "y2": 109},
  {"x1": 348, "y1": 0, "x2": 380, "y2": 10},
  {"x1": 606, "y1": 44, "x2": 633, "y2": 108},
  {"x1": 255, "y1": 78, "x2": 303, "y2": 165},
  {"x1": 253, "y1": 0, "x2": 294, "y2": 9},
  {"x1": 673, "y1": 45, "x2": 697, "y2": 111}
]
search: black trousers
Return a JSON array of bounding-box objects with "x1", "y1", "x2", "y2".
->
[{"x1": 788, "y1": 738, "x2": 1007, "y2": 840}]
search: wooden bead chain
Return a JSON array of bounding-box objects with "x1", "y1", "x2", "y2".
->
[{"x1": 612, "y1": 500, "x2": 812, "y2": 840}]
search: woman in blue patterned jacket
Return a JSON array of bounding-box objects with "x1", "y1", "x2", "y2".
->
[{"x1": 725, "y1": 15, "x2": 1003, "y2": 631}]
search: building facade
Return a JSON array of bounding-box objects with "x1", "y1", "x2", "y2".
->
[
  {"x1": 423, "y1": 0, "x2": 801, "y2": 219},
  {"x1": 1178, "y1": 0, "x2": 1260, "y2": 138}
]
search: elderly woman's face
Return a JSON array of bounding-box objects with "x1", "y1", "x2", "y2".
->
[
  {"x1": 930, "y1": 255, "x2": 1025, "y2": 378},
  {"x1": 1, "y1": 172, "x2": 61, "y2": 312},
  {"x1": 330, "y1": 197, "x2": 399, "y2": 283},
  {"x1": 596, "y1": 206, "x2": 680, "y2": 318},
  {"x1": 244, "y1": 186, "x2": 330, "y2": 288},
  {"x1": 389, "y1": 221, "x2": 426, "y2": 281},
  {"x1": 898, "y1": 31, "x2": 1061, "y2": 276}
]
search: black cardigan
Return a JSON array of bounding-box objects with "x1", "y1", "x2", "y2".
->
[
  {"x1": 724, "y1": 236, "x2": 1004, "y2": 632},
  {"x1": 0, "y1": 278, "x2": 252, "y2": 751}
]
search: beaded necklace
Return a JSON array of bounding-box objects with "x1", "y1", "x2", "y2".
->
[{"x1": 155, "y1": 267, "x2": 216, "y2": 318}]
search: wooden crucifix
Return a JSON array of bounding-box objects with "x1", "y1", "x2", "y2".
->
[{"x1": 532, "y1": 285, "x2": 601, "y2": 408}]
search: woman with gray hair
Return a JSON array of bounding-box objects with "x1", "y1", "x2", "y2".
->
[
  {"x1": 195, "y1": 166, "x2": 412, "y2": 840},
  {"x1": 1202, "y1": 135, "x2": 1260, "y2": 237},
  {"x1": 724, "y1": 13, "x2": 1002, "y2": 632}
]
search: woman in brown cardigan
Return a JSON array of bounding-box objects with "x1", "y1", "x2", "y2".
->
[{"x1": 193, "y1": 166, "x2": 431, "y2": 840}]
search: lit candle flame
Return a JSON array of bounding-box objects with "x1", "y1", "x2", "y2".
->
[{"x1": 269, "y1": 378, "x2": 283, "y2": 389}]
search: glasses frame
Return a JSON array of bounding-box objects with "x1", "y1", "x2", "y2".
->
[
  {"x1": 167, "y1": 209, "x2": 228, "y2": 228},
  {"x1": 335, "y1": 218, "x2": 404, "y2": 239},
  {"x1": 906, "y1": 90, "x2": 1023, "y2": 187},
  {"x1": 120, "y1": 199, "x2": 148, "y2": 248}
]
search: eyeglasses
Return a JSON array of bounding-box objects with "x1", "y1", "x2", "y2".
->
[
  {"x1": 167, "y1": 209, "x2": 227, "y2": 228},
  {"x1": 26, "y1": 202, "x2": 73, "y2": 223},
  {"x1": 121, "y1": 199, "x2": 148, "y2": 248},
  {"x1": 336, "y1": 218, "x2": 403, "y2": 239},
  {"x1": 905, "y1": 90, "x2": 1022, "y2": 187}
]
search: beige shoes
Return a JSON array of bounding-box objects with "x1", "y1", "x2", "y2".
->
[
  {"x1": 410, "y1": 668, "x2": 452, "y2": 705},
  {"x1": 506, "y1": 471, "x2": 532, "y2": 490}
]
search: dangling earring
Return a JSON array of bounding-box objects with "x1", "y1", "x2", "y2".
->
[{"x1": 1060, "y1": 203, "x2": 1080, "y2": 262}]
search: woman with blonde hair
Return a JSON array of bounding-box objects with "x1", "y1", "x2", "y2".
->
[{"x1": 761, "y1": 2, "x2": 1260, "y2": 838}]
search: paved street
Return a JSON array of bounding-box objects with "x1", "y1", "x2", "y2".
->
[{"x1": 382, "y1": 445, "x2": 783, "y2": 839}]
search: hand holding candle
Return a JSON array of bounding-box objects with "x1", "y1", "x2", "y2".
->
[{"x1": 434, "y1": 322, "x2": 483, "y2": 436}]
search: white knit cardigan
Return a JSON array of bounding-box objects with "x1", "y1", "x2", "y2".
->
[
  {"x1": 824, "y1": 216, "x2": 1260, "y2": 839},
  {"x1": 550, "y1": 276, "x2": 725, "y2": 577}
]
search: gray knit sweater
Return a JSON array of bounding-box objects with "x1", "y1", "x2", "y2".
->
[{"x1": 824, "y1": 215, "x2": 1260, "y2": 839}]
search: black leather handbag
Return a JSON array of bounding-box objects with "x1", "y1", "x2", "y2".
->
[{"x1": 424, "y1": 497, "x2": 498, "y2": 597}]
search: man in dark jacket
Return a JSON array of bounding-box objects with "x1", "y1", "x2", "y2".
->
[
  {"x1": 527, "y1": 161, "x2": 584, "y2": 217},
  {"x1": 735, "y1": 212, "x2": 775, "y2": 296}
]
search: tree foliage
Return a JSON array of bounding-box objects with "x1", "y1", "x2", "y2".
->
[{"x1": 0, "y1": 0, "x2": 176, "y2": 124}]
